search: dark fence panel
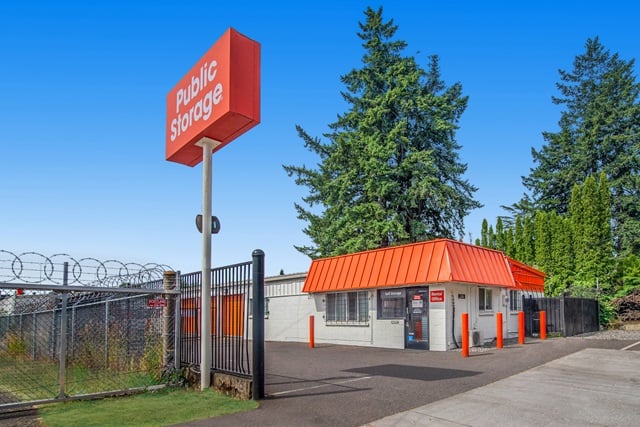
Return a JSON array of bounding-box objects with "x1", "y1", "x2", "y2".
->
[
  {"x1": 179, "y1": 271, "x2": 201, "y2": 369},
  {"x1": 564, "y1": 297, "x2": 599, "y2": 336},
  {"x1": 178, "y1": 261, "x2": 254, "y2": 377},
  {"x1": 523, "y1": 297, "x2": 564, "y2": 336},
  {"x1": 523, "y1": 295, "x2": 598, "y2": 337}
]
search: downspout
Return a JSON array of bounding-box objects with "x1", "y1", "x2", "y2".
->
[
  {"x1": 451, "y1": 291, "x2": 459, "y2": 348},
  {"x1": 370, "y1": 291, "x2": 374, "y2": 345}
]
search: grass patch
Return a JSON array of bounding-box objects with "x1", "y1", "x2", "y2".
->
[
  {"x1": 0, "y1": 355, "x2": 159, "y2": 401},
  {"x1": 38, "y1": 387, "x2": 258, "y2": 427}
]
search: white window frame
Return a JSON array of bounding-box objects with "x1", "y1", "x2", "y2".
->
[
  {"x1": 509, "y1": 290, "x2": 521, "y2": 312},
  {"x1": 326, "y1": 291, "x2": 369, "y2": 325},
  {"x1": 479, "y1": 287, "x2": 493, "y2": 312},
  {"x1": 377, "y1": 289, "x2": 405, "y2": 319}
]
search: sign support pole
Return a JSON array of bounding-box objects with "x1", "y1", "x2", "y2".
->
[{"x1": 200, "y1": 138, "x2": 215, "y2": 390}]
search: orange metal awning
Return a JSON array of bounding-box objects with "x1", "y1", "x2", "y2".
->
[
  {"x1": 302, "y1": 239, "x2": 544, "y2": 293},
  {"x1": 506, "y1": 258, "x2": 545, "y2": 293}
]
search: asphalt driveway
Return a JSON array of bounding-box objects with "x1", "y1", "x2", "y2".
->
[{"x1": 180, "y1": 333, "x2": 639, "y2": 427}]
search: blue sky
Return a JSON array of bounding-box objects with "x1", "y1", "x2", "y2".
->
[{"x1": 0, "y1": 1, "x2": 638, "y2": 277}]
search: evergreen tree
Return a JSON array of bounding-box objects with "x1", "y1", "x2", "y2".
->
[
  {"x1": 548, "y1": 213, "x2": 574, "y2": 296},
  {"x1": 494, "y1": 217, "x2": 506, "y2": 252},
  {"x1": 569, "y1": 174, "x2": 615, "y2": 295},
  {"x1": 480, "y1": 219, "x2": 489, "y2": 247},
  {"x1": 613, "y1": 254, "x2": 640, "y2": 297},
  {"x1": 521, "y1": 37, "x2": 640, "y2": 255},
  {"x1": 284, "y1": 7, "x2": 480, "y2": 258},
  {"x1": 513, "y1": 216, "x2": 524, "y2": 261},
  {"x1": 534, "y1": 210, "x2": 553, "y2": 273},
  {"x1": 504, "y1": 227, "x2": 515, "y2": 258},
  {"x1": 522, "y1": 214, "x2": 536, "y2": 265},
  {"x1": 487, "y1": 224, "x2": 496, "y2": 249}
]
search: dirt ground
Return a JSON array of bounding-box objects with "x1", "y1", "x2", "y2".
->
[{"x1": 0, "y1": 406, "x2": 40, "y2": 427}]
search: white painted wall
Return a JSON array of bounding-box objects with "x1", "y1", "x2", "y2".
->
[
  {"x1": 428, "y1": 286, "x2": 446, "y2": 351},
  {"x1": 258, "y1": 274, "x2": 516, "y2": 351}
]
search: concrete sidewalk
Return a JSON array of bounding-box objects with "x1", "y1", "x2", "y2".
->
[{"x1": 363, "y1": 348, "x2": 640, "y2": 427}]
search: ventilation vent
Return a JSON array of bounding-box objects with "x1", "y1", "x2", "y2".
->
[{"x1": 472, "y1": 330, "x2": 483, "y2": 346}]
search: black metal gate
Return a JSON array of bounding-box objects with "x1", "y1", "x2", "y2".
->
[
  {"x1": 178, "y1": 251, "x2": 264, "y2": 382},
  {"x1": 523, "y1": 295, "x2": 599, "y2": 337}
]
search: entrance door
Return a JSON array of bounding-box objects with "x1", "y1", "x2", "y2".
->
[{"x1": 406, "y1": 288, "x2": 429, "y2": 349}]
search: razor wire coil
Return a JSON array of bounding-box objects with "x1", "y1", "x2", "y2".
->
[{"x1": 0, "y1": 250, "x2": 172, "y2": 287}]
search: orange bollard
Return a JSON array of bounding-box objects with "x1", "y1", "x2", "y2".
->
[
  {"x1": 309, "y1": 315, "x2": 315, "y2": 348},
  {"x1": 496, "y1": 312, "x2": 503, "y2": 349},
  {"x1": 518, "y1": 311, "x2": 525, "y2": 345},
  {"x1": 461, "y1": 312, "x2": 469, "y2": 357},
  {"x1": 540, "y1": 311, "x2": 546, "y2": 340}
]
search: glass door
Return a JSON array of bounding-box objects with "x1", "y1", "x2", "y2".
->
[{"x1": 406, "y1": 288, "x2": 429, "y2": 349}]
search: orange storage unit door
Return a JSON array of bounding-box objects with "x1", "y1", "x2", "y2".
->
[
  {"x1": 180, "y1": 294, "x2": 245, "y2": 336},
  {"x1": 222, "y1": 294, "x2": 245, "y2": 336},
  {"x1": 181, "y1": 297, "x2": 199, "y2": 335}
]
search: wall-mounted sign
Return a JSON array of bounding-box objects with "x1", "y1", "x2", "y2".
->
[
  {"x1": 147, "y1": 298, "x2": 167, "y2": 308},
  {"x1": 430, "y1": 290, "x2": 445, "y2": 303},
  {"x1": 381, "y1": 290, "x2": 404, "y2": 299},
  {"x1": 166, "y1": 28, "x2": 260, "y2": 166}
]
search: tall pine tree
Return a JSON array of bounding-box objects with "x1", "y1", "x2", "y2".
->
[
  {"x1": 284, "y1": 7, "x2": 480, "y2": 258},
  {"x1": 522, "y1": 37, "x2": 640, "y2": 256}
]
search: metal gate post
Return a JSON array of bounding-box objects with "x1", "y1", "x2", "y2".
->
[
  {"x1": 174, "y1": 271, "x2": 181, "y2": 371},
  {"x1": 163, "y1": 271, "x2": 177, "y2": 370},
  {"x1": 58, "y1": 262, "x2": 69, "y2": 399},
  {"x1": 105, "y1": 301, "x2": 109, "y2": 368},
  {"x1": 252, "y1": 249, "x2": 265, "y2": 400},
  {"x1": 560, "y1": 294, "x2": 566, "y2": 336}
]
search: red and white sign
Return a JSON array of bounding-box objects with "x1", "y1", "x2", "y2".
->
[
  {"x1": 430, "y1": 290, "x2": 445, "y2": 303},
  {"x1": 166, "y1": 28, "x2": 260, "y2": 166},
  {"x1": 147, "y1": 298, "x2": 168, "y2": 308}
]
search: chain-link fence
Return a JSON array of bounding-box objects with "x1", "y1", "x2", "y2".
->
[{"x1": 0, "y1": 252, "x2": 178, "y2": 410}]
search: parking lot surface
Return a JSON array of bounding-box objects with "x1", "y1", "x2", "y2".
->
[{"x1": 180, "y1": 332, "x2": 639, "y2": 427}]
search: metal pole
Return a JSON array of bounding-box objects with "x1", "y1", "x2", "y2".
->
[
  {"x1": 163, "y1": 271, "x2": 177, "y2": 370},
  {"x1": 496, "y1": 311, "x2": 503, "y2": 349},
  {"x1": 518, "y1": 311, "x2": 525, "y2": 344},
  {"x1": 58, "y1": 262, "x2": 69, "y2": 399},
  {"x1": 201, "y1": 139, "x2": 214, "y2": 390},
  {"x1": 461, "y1": 312, "x2": 469, "y2": 357},
  {"x1": 105, "y1": 301, "x2": 109, "y2": 368},
  {"x1": 174, "y1": 271, "x2": 181, "y2": 371},
  {"x1": 252, "y1": 249, "x2": 265, "y2": 400}
]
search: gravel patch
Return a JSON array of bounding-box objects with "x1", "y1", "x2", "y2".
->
[{"x1": 575, "y1": 328, "x2": 640, "y2": 341}]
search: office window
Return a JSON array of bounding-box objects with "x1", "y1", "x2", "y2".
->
[
  {"x1": 509, "y1": 290, "x2": 521, "y2": 311},
  {"x1": 479, "y1": 288, "x2": 493, "y2": 312},
  {"x1": 326, "y1": 291, "x2": 369, "y2": 324},
  {"x1": 377, "y1": 289, "x2": 405, "y2": 319}
]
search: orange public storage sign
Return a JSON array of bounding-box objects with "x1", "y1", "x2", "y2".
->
[{"x1": 166, "y1": 28, "x2": 260, "y2": 166}]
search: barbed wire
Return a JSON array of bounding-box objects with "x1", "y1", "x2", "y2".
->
[{"x1": 0, "y1": 250, "x2": 172, "y2": 287}]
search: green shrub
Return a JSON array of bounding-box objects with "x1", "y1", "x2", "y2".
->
[{"x1": 3, "y1": 332, "x2": 27, "y2": 357}]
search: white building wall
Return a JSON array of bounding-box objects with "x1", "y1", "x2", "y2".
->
[
  {"x1": 428, "y1": 286, "x2": 446, "y2": 351},
  {"x1": 259, "y1": 274, "x2": 516, "y2": 351},
  {"x1": 259, "y1": 274, "x2": 314, "y2": 343},
  {"x1": 313, "y1": 290, "x2": 405, "y2": 348},
  {"x1": 260, "y1": 278, "x2": 406, "y2": 349}
]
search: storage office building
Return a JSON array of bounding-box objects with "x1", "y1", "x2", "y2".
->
[{"x1": 263, "y1": 239, "x2": 545, "y2": 351}]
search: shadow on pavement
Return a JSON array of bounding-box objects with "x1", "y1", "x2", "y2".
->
[{"x1": 345, "y1": 364, "x2": 480, "y2": 381}]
